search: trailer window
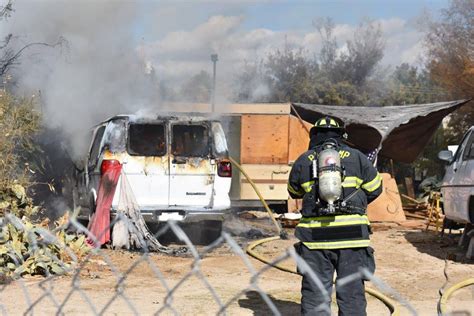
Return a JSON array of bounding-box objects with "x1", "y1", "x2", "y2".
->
[
  {"x1": 172, "y1": 125, "x2": 209, "y2": 157},
  {"x1": 128, "y1": 123, "x2": 166, "y2": 156}
]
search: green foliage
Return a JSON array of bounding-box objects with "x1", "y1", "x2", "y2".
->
[
  {"x1": 233, "y1": 19, "x2": 387, "y2": 105},
  {"x1": 264, "y1": 48, "x2": 319, "y2": 103},
  {"x1": 380, "y1": 63, "x2": 448, "y2": 105},
  {"x1": 0, "y1": 93, "x2": 89, "y2": 280},
  {"x1": 0, "y1": 186, "x2": 89, "y2": 279},
  {"x1": 0, "y1": 184, "x2": 39, "y2": 219}
]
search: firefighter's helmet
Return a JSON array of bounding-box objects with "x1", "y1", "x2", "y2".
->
[{"x1": 310, "y1": 116, "x2": 344, "y2": 135}]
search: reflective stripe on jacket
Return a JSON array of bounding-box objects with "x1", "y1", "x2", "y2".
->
[{"x1": 296, "y1": 214, "x2": 371, "y2": 249}]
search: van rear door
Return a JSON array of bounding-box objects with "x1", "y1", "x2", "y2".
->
[
  {"x1": 123, "y1": 122, "x2": 169, "y2": 209},
  {"x1": 169, "y1": 123, "x2": 215, "y2": 208}
]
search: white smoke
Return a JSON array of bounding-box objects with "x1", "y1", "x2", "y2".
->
[{"x1": 2, "y1": 2, "x2": 157, "y2": 160}]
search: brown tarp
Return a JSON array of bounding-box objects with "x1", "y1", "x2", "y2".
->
[{"x1": 292, "y1": 100, "x2": 471, "y2": 163}]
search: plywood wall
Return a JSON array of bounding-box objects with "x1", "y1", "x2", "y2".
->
[
  {"x1": 241, "y1": 115, "x2": 290, "y2": 164},
  {"x1": 288, "y1": 116, "x2": 312, "y2": 163},
  {"x1": 239, "y1": 164, "x2": 291, "y2": 200}
]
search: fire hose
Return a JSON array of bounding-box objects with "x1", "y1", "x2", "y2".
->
[
  {"x1": 229, "y1": 157, "x2": 400, "y2": 316},
  {"x1": 438, "y1": 278, "x2": 474, "y2": 315}
]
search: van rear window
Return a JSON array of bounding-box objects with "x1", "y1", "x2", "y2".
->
[
  {"x1": 172, "y1": 125, "x2": 209, "y2": 157},
  {"x1": 128, "y1": 123, "x2": 166, "y2": 156}
]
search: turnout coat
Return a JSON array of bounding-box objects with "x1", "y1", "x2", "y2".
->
[{"x1": 288, "y1": 142, "x2": 382, "y2": 249}]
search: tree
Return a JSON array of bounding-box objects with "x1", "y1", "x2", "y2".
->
[
  {"x1": 264, "y1": 48, "x2": 319, "y2": 103},
  {"x1": 0, "y1": 0, "x2": 13, "y2": 77},
  {"x1": 381, "y1": 63, "x2": 447, "y2": 105},
  {"x1": 1, "y1": 1, "x2": 64, "y2": 82},
  {"x1": 425, "y1": 0, "x2": 474, "y2": 141},
  {"x1": 315, "y1": 18, "x2": 385, "y2": 87},
  {"x1": 343, "y1": 20, "x2": 385, "y2": 86}
]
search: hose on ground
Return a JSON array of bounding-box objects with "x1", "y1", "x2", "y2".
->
[
  {"x1": 229, "y1": 156, "x2": 400, "y2": 315},
  {"x1": 438, "y1": 278, "x2": 474, "y2": 315}
]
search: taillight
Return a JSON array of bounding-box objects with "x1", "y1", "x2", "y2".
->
[
  {"x1": 100, "y1": 159, "x2": 121, "y2": 175},
  {"x1": 218, "y1": 160, "x2": 232, "y2": 177}
]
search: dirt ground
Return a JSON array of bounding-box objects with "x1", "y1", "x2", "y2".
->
[{"x1": 1, "y1": 216, "x2": 473, "y2": 315}]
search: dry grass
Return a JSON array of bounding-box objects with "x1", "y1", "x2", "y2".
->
[{"x1": 0, "y1": 92, "x2": 40, "y2": 190}]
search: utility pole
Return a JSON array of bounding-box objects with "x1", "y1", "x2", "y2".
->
[{"x1": 211, "y1": 54, "x2": 218, "y2": 112}]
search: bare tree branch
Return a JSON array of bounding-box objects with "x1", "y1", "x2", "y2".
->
[
  {"x1": 0, "y1": 0, "x2": 13, "y2": 19},
  {"x1": 0, "y1": 37, "x2": 67, "y2": 77}
]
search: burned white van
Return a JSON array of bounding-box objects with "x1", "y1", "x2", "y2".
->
[{"x1": 73, "y1": 114, "x2": 232, "y2": 230}]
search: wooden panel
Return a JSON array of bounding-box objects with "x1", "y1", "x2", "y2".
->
[
  {"x1": 240, "y1": 183, "x2": 289, "y2": 200},
  {"x1": 241, "y1": 115, "x2": 290, "y2": 164},
  {"x1": 226, "y1": 103, "x2": 291, "y2": 114},
  {"x1": 159, "y1": 102, "x2": 291, "y2": 114},
  {"x1": 367, "y1": 173, "x2": 406, "y2": 222},
  {"x1": 239, "y1": 164, "x2": 291, "y2": 180},
  {"x1": 238, "y1": 164, "x2": 291, "y2": 200},
  {"x1": 288, "y1": 115, "x2": 312, "y2": 163}
]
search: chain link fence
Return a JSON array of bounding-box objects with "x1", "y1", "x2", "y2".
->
[
  {"x1": 0, "y1": 211, "x2": 423, "y2": 316},
  {"x1": 2, "y1": 210, "x2": 473, "y2": 315}
]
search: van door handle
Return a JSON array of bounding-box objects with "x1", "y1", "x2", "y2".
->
[{"x1": 172, "y1": 158, "x2": 186, "y2": 164}]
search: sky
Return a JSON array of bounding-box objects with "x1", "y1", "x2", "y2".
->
[{"x1": 133, "y1": 0, "x2": 449, "y2": 82}]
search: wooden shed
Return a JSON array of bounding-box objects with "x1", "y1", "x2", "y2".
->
[{"x1": 218, "y1": 103, "x2": 311, "y2": 208}]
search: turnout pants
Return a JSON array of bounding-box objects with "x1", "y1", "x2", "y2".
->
[{"x1": 297, "y1": 244, "x2": 375, "y2": 316}]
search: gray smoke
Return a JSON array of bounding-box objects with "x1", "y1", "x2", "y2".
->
[{"x1": 2, "y1": 2, "x2": 159, "y2": 160}]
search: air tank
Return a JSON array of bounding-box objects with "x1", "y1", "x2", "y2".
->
[{"x1": 318, "y1": 144, "x2": 342, "y2": 209}]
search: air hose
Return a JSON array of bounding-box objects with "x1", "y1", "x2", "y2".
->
[
  {"x1": 229, "y1": 157, "x2": 400, "y2": 316},
  {"x1": 438, "y1": 278, "x2": 474, "y2": 315}
]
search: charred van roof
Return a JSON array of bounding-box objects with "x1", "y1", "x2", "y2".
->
[{"x1": 99, "y1": 113, "x2": 221, "y2": 126}]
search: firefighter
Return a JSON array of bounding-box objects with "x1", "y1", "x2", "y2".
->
[{"x1": 288, "y1": 116, "x2": 382, "y2": 316}]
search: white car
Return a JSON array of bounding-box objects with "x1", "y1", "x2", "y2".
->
[
  {"x1": 438, "y1": 126, "x2": 474, "y2": 224},
  {"x1": 73, "y1": 114, "x2": 232, "y2": 232}
]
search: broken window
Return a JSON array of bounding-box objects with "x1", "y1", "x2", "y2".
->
[
  {"x1": 88, "y1": 125, "x2": 106, "y2": 170},
  {"x1": 128, "y1": 123, "x2": 166, "y2": 156},
  {"x1": 104, "y1": 119, "x2": 126, "y2": 153},
  {"x1": 212, "y1": 122, "x2": 228, "y2": 156},
  {"x1": 172, "y1": 124, "x2": 209, "y2": 157}
]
